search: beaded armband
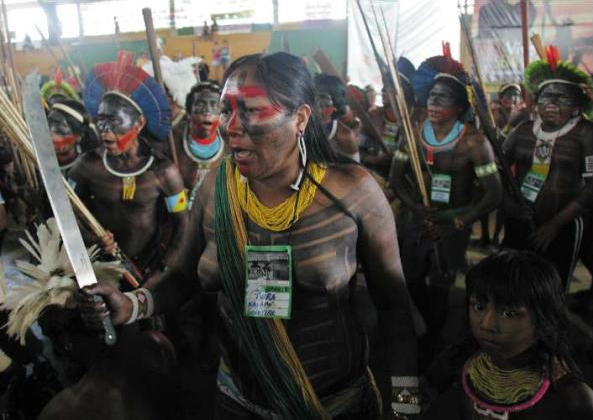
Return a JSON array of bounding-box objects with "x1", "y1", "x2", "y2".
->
[
  {"x1": 474, "y1": 162, "x2": 498, "y2": 178},
  {"x1": 165, "y1": 190, "x2": 188, "y2": 213},
  {"x1": 391, "y1": 376, "x2": 421, "y2": 415},
  {"x1": 124, "y1": 288, "x2": 154, "y2": 324},
  {"x1": 394, "y1": 150, "x2": 410, "y2": 162}
]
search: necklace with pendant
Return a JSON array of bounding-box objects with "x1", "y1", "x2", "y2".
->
[{"x1": 102, "y1": 150, "x2": 154, "y2": 200}]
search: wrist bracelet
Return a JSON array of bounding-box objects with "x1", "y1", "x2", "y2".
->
[
  {"x1": 124, "y1": 291, "x2": 139, "y2": 325},
  {"x1": 123, "y1": 287, "x2": 154, "y2": 324},
  {"x1": 392, "y1": 402, "x2": 421, "y2": 415},
  {"x1": 391, "y1": 376, "x2": 419, "y2": 388},
  {"x1": 391, "y1": 376, "x2": 421, "y2": 415}
]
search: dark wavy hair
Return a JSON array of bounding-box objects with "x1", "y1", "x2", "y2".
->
[
  {"x1": 313, "y1": 73, "x2": 348, "y2": 118},
  {"x1": 465, "y1": 249, "x2": 580, "y2": 379},
  {"x1": 184, "y1": 81, "x2": 221, "y2": 115},
  {"x1": 222, "y1": 52, "x2": 343, "y2": 166}
]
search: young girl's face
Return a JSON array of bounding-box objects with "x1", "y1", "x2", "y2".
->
[{"x1": 469, "y1": 295, "x2": 538, "y2": 363}]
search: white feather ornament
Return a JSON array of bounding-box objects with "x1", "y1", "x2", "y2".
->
[
  {"x1": 0, "y1": 218, "x2": 124, "y2": 345},
  {"x1": 143, "y1": 56, "x2": 200, "y2": 108}
]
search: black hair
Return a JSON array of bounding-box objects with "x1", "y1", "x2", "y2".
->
[
  {"x1": 313, "y1": 74, "x2": 348, "y2": 117},
  {"x1": 102, "y1": 93, "x2": 142, "y2": 121},
  {"x1": 465, "y1": 250, "x2": 580, "y2": 379},
  {"x1": 222, "y1": 52, "x2": 344, "y2": 166},
  {"x1": 184, "y1": 81, "x2": 222, "y2": 115}
]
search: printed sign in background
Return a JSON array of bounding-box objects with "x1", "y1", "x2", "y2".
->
[{"x1": 472, "y1": 0, "x2": 593, "y2": 84}]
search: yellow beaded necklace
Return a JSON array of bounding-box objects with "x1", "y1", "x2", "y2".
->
[
  {"x1": 234, "y1": 163, "x2": 327, "y2": 232},
  {"x1": 466, "y1": 351, "x2": 543, "y2": 405}
]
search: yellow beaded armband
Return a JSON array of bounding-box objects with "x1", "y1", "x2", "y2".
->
[
  {"x1": 474, "y1": 162, "x2": 498, "y2": 178},
  {"x1": 394, "y1": 150, "x2": 410, "y2": 162}
]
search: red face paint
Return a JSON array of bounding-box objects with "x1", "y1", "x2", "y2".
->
[
  {"x1": 500, "y1": 97, "x2": 513, "y2": 109},
  {"x1": 321, "y1": 106, "x2": 336, "y2": 120},
  {"x1": 52, "y1": 134, "x2": 78, "y2": 150},
  {"x1": 220, "y1": 84, "x2": 285, "y2": 134},
  {"x1": 190, "y1": 119, "x2": 219, "y2": 145},
  {"x1": 115, "y1": 125, "x2": 140, "y2": 152},
  {"x1": 426, "y1": 106, "x2": 459, "y2": 124}
]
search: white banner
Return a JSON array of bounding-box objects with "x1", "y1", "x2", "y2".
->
[
  {"x1": 346, "y1": 0, "x2": 397, "y2": 91},
  {"x1": 347, "y1": 0, "x2": 461, "y2": 91}
]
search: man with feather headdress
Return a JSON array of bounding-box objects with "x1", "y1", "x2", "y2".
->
[
  {"x1": 67, "y1": 51, "x2": 188, "y2": 286},
  {"x1": 391, "y1": 44, "x2": 502, "y2": 350},
  {"x1": 502, "y1": 46, "x2": 593, "y2": 289}
]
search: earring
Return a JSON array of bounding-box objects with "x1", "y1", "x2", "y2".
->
[
  {"x1": 298, "y1": 132, "x2": 307, "y2": 168},
  {"x1": 290, "y1": 132, "x2": 307, "y2": 191}
]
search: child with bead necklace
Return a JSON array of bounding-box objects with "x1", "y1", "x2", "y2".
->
[{"x1": 422, "y1": 250, "x2": 593, "y2": 419}]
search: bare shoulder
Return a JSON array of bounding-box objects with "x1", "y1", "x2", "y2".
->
[
  {"x1": 506, "y1": 119, "x2": 534, "y2": 141},
  {"x1": 555, "y1": 375, "x2": 593, "y2": 414},
  {"x1": 463, "y1": 124, "x2": 488, "y2": 148},
  {"x1": 190, "y1": 167, "x2": 218, "y2": 226},
  {"x1": 77, "y1": 149, "x2": 102, "y2": 165},
  {"x1": 152, "y1": 154, "x2": 178, "y2": 177},
  {"x1": 319, "y1": 163, "x2": 387, "y2": 217},
  {"x1": 577, "y1": 118, "x2": 593, "y2": 138},
  {"x1": 69, "y1": 149, "x2": 102, "y2": 179},
  {"x1": 198, "y1": 168, "x2": 218, "y2": 205},
  {"x1": 324, "y1": 163, "x2": 381, "y2": 196},
  {"x1": 462, "y1": 124, "x2": 496, "y2": 161},
  {"x1": 150, "y1": 155, "x2": 185, "y2": 194}
]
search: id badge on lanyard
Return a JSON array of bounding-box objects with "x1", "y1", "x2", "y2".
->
[
  {"x1": 520, "y1": 171, "x2": 546, "y2": 203},
  {"x1": 520, "y1": 161, "x2": 549, "y2": 203},
  {"x1": 244, "y1": 245, "x2": 293, "y2": 319},
  {"x1": 431, "y1": 173, "x2": 452, "y2": 204},
  {"x1": 383, "y1": 121, "x2": 398, "y2": 150}
]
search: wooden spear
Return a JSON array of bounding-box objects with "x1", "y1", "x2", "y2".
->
[
  {"x1": 0, "y1": 0, "x2": 21, "y2": 113},
  {"x1": 142, "y1": 7, "x2": 179, "y2": 168},
  {"x1": 520, "y1": 0, "x2": 530, "y2": 69},
  {"x1": 368, "y1": 1, "x2": 428, "y2": 204},
  {"x1": 34, "y1": 24, "x2": 84, "y2": 90},
  {"x1": 458, "y1": 9, "x2": 535, "y2": 230},
  {"x1": 0, "y1": 12, "x2": 38, "y2": 191}
]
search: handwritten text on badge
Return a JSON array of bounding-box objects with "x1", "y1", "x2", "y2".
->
[{"x1": 244, "y1": 245, "x2": 292, "y2": 319}]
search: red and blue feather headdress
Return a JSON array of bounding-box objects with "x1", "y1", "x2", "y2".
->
[
  {"x1": 412, "y1": 42, "x2": 469, "y2": 107},
  {"x1": 84, "y1": 51, "x2": 171, "y2": 141}
]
